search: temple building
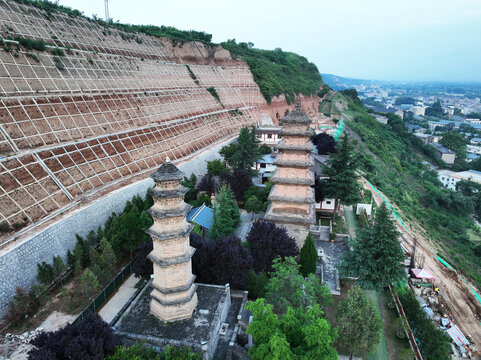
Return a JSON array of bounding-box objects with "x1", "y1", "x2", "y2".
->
[
  {"x1": 146, "y1": 159, "x2": 198, "y2": 322},
  {"x1": 264, "y1": 101, "x2": 316, "y2": 246}
]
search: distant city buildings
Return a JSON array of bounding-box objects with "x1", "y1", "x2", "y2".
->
[{"x1": 432, "y1": 143, "x2": 456, "y2": 165}]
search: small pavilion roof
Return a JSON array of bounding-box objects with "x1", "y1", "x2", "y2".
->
[{"x1": 187, "y1": 204, "x2": 214, "y2": 230}]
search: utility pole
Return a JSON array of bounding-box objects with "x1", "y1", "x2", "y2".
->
[{"x1": 104, "y1": 0, "x2": 109, "y2": 22}]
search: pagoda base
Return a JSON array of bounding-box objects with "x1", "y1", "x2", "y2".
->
[
  {"x1": 264, "y1": 203, "x2": 315, "y2": 246},
  {"x1": 114, "y1": 282, "x2": 232, "y2": 360},
  {"x1": 150, "y1": 291, "x2": 198, "y2": 322}
]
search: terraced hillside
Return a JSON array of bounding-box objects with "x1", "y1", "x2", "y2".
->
[{"x1": 0, "y1": 0, "x2": 268, "y2": 238}]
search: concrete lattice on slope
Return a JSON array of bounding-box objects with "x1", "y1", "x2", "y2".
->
[{"x1": 0, "y1": 0, "x2": 266, "y2": 231}]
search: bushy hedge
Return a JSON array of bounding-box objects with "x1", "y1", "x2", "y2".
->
[{"x1": 106, "y1": 343, "x2": 202, "y2": 359}]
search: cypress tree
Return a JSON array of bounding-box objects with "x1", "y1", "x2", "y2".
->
[
  {"x1": 338, "y1": 202, "x2": 406, "y2": 290},
  {"x1": 230, "y1": 126, "x2": 261, "y2": 175},
  {"x1": 322, "y1": 132, "x2": 361, "y2": 217},
  {"x1": 209, "y1": 184, "x2": 241, "y2": 240},
  {"x1": 299, "y1": 233, "x2": 317, "y2": 277}
]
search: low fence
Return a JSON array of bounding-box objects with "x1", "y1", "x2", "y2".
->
[
  {"x1": 72, "y1": 258, "x2": 135, "y2": 325},
  {"x1": 389, "y1": 284, "x2": 424, "y2": 360}
]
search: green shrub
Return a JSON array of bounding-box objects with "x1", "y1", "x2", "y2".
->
[
  {"x1": 398, "y1": 289, "x2": 451, "y2": 360},
  {"x1": 15, "y1": 37, "x2": 47, "y2": 51},
  {"x1": 50, "y1": 47, "x2": 65, "y2": 56},
  {"x1": 26, "y1": 52, "x2": 40, "y2": 62},
  {"x1": 206, "y1": 87, "x2": 221, "y2": 103},
  {"x1": 52, "y1": 255, "x2": 66, "y2": 278},
  {"x1": 221, "y1": 40, "x2": 323, "y2": 103},
  {"x1": 80, "y1": 268, "x2": 99, "y2": 295}
]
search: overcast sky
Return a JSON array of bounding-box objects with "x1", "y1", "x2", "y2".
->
[{"x1": 57, "y1": 0, "x2": 481, "y2": 83}]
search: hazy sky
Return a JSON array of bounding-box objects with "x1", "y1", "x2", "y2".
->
[{"x1": 57, "y1": 0, "x2": 481, "y2": 82}]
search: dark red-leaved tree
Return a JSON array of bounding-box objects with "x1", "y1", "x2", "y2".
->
[
  {"x1": 28, "y1": 313, "x2": 115, "y2": 360},
  {"x1": 311, "y1": 132, "x2": 337, "y2": 155},
  {"x1": 196, "y1": 173, "x2": 218, "y2": 196},
  {"x1": 131, "y1": 238, "x2": 153, "y2": 278},
  {"x1": 229, "y1": 169, "x2": 253, "y2": 203},
  {"x1": 246, "y1": 220, "x2": 299, "y2": 273},
  {"x1": 191, "y1": 233, "x2": 253, "y2": 289},
  {"x1": 210, "y1": 235, "x2": 253, "y2": 289},
  {"x1": 190, "y1": 232, "x2": 216, "y2": 284},
  {"x1": 218, "y1": 169, "x2": 253, "y2": 204}
]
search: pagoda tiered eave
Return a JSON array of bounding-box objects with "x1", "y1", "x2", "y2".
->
[
  {"x1": 148, "y1": 247, "x2": 196, "y2": 267},
  {"x1": 151, "y1": 275, "x2": 197, "y2": 294},
  {"x1": 151, "y1": 284, "x2": 198, "y2": 306},
  {"x1": 149, "y1": 186, "x2": 189, "y2": 199},
  {"x1": 268, "y1": 188, "x2": 316, "y2": 204},
  {"x1": 276, "y1": 143, "x2": 314, "y2": 152},
  {"x1": 273, "y1": 158, "x2": 314, "y2": 168},
  {"x1": 264, "y1": 202, "x2": 316, "y2": 225},
  {"x1": 147, "y1": 203, "x2": 192, "y2": 219},
  {"x1": 279, "y1": 129, "x2": 313, "y2": 137},
  {"x1": 147, "y1": 223, "x2": 194, "y2": 241},
  {"x1": 270, "y1": 169, "x2": 315, "y2": 186}
]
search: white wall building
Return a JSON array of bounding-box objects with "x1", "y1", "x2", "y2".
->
[
  {"x1": 437, "y1": 169, "x2": 481, "y2": 191},
  {"x1": 411, "y1": 105, "x2": 426, "y2": 116}
]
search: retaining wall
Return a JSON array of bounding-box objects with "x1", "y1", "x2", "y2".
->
[{"x1": 0, "y1": 140, "x2": 228, "y2": 318}]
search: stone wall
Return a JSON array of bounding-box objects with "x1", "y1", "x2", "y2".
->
[{"x1": 0, "y1": 139, "x2": 230, "y2": 318}]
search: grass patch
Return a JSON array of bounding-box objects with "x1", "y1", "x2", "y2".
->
[{"x1": 332, "y1": 214, "x2": 347, "y2": 234}]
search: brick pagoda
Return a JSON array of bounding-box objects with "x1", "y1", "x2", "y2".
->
[
  {"x1": 146, "y1": 159, "x2": 198, "y2": 322},
  {"x1": 264, "y1": 100, "x2": 316, "y2": 246}
]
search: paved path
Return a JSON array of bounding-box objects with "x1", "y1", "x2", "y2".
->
[
  {"x1": 98, "y1": 274, "x2": 139, "y2": 324},
  {"x1": 235, "y1": 210, "x2": 261, "y2": 242}
]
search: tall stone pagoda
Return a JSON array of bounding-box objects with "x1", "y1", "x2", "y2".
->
[
  {"x1": 265, "y1": 100, "x2": 316, "y2": 246},
  {"x1": 146, "y1": 159, "x2": 198, "y2": 322}
]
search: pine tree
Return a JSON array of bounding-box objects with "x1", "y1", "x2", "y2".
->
[
  {"x1": 322, "y1": 132, "x2": 361, "y2": 216},
  {"x1": 52, "y1": 255, "x2": 66, "y2": 278},
  {"x1": 99, "y1": 237, "x2": 117, "y2": 271},
  {"x1": 36, "y1": 262, "x2": 54, "y2": 285},
  {"x1": 80, "y1": 268, "x2": 99, "y2": 295},
  {"x1": 336, "y1": 285, "x2": 382, "y2": 359},
  {"x1": 299, "y1": 233, "x2": 317, "y2": 277},
  {"x1": 338, "y1": 203, "x2": 406, "y2": 290},
  {"x1": 209, "y1": 184, "x2": 241, "y2": 240}
]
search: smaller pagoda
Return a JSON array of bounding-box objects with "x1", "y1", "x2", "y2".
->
[
  {"x1": 146, "y1": 158, "x2": 198, "y2": 322},
  {"x1": 264, "y1": 100, "x2": 316, "y2": 246}
]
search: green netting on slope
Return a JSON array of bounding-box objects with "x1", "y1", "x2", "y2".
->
[
  {"x1": 332, "y1": 118, "x2": 344, "y2": 141},
  {"x1": 436, "y1": 256, "x2": 481, "y2": 305}
]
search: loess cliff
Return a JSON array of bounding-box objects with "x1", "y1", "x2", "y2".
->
[{"x1": 0, "y1": 0, "x2": 322, "y2": 240}]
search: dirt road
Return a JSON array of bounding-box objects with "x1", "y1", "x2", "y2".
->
[{"x1": 360, "y1": 177, "x2": 481, "y2": 344}]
